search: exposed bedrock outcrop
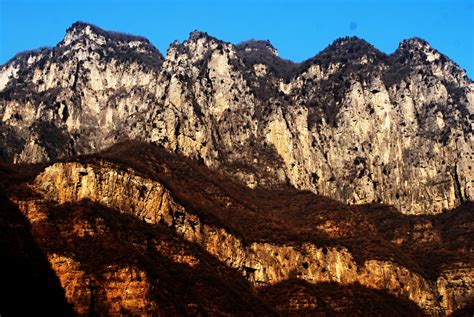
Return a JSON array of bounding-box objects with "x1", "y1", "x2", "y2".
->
[
  {"x1": 13, "y1": 161, "x2": 472, "y2": 315},
  {"x1": 1, "y1": 22, "x2": 472, "y2": 214}
]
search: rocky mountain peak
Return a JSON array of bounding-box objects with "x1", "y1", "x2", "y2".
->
[
  {"x1": 166, "y1": 30, "x2": 237, "y2": 67},
  {"x1": 62, "y1": 21, "x2": 151, "y2": 46},
  {"x1": 62, "y1": 22, "x2": 108, "y2": 46},
  {"x1": 65, "y1": 21, "x2": 96, "y2": 34},
  {"x1": 188, "y1": 30, "x2": 217, "y2": 42},
  {"x1": 183, "y1": 30, "x2": 228, "y2": 53},
  {"x1": 393, "y1": 37, "x2": 448, "y2": 67},
  {"x1": 326, "y1": 36, "x2": 384, "y2": 57},
  {"x1": 304, "y1": 36, "x2": 387, "y2": 75},
  {"x1": 57, "y1": 21, "x2": 164, "y2": 72},
  {"x1": 185, "y1": 30, "x2": 230, "y2": 51},
  {"x1": 236, "y1": 40, "x2": 279, "y2": 57},
  {"x1": 59, "y1": 21, "x2": 163, "y2": 67},
  {"x1": 398, "y1": 37, "x2": 432, "y2": 51},
  {"x1": 235, "y1": 40, "x2": 298, "y2": 81},
  {"x1": 389, "y1": 37, "x2": 470, "y2": 84},
  {"x1": 332, "y1": 36, "x2": 372, "y2": 47}
]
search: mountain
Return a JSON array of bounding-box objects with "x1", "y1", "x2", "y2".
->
[
  {"x1": 0, "y1": 22, "x2": 473, "y2": 316},
  {"x1": 0, "y1": 22, "x2": 472, "y2": 215}
]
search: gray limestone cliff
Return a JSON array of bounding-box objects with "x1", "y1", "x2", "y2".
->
[{"x1": 1, "y1": 22, "x2": 472, "y2": 214}]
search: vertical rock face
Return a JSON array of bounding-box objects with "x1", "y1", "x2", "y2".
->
[
  {"x1": 0, "y1": 22, "x2": 162, "y2": 161},
  {"x1": 0, "y1": 22, "x2": 472, "y2": 214},
  {"x1": 11, "y1": 181, "x2": 275, "y2": 316},
  {"x1": 47, "y1": 254, "x2": 159, "y2": 316},
  {"x1": 260, "y1": 37, "x2": 473, "y2": 215},
  {"x1": 9, "y1": 152, "x2": 471, "y2": 315}
]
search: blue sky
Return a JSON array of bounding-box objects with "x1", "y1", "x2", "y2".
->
[{"x1": 1, "y1": 0, "x2": 473, "y2": 77}]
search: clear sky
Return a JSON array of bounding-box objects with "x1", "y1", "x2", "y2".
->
[{"x1": 1, "y1": 0, "x2": 473, "y2": 77}]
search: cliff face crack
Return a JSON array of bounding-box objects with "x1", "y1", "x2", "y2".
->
[
  {"x1": 452, "y1": 163, "x2": 465, "y2": 203},
  {"x1": 71, "y1": 62, "x2": 81, "y2": 92}
]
